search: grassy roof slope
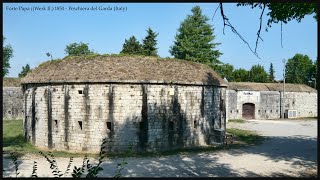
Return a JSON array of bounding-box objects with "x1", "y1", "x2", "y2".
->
[
  {"x1": 228, "y1": 82, "x2": 317, "y2": 93},
  {"x1": 3, "y1": 77, "x2": 21, "y2": 87},
  {"x1": 21, "y1": 54, "x2": 226, "y2": 86}
]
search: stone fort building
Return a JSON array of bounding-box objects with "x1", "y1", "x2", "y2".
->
[
  {"x1": 226, "y1": 82, "x2": 317, "y2": 121},
  {"x1": 20, "y1": 55, "x2": 228, "y2": 153}
]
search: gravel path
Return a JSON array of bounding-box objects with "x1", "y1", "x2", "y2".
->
[{"x1": 3, "y1": 119, "x2": 317, "y2": 177}]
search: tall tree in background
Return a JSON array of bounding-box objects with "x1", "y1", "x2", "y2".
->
[
  {"x1": 64, "y1": 42, "x2": 94, "y2": 56},
  {"x1": 268, "y1": 63, "x2": 275, "y2": 82},
  {"x1": 3, "y1": 36, "x2": 13, "y2": 77},
  {"x1": 214, "y1": 63, "x2": 234, "y2": 81},
  {"x1": 18, "y1": 64, "x2": 31, "y2": 77},
  {"x1": 248, "y1": 64, "x2": 269, "y2": 83},
  {"x1": 285, "y1": 54, "x2": 313, "y2": 85},
  {"x1": 142, "y1": 28, "x2": 158, "y2": 56},
  {"x1": 232, "y1": 68, "x2": 249, "y2": 82},
  {"x1": 170, "y1": 6, "x2": 222, "y2": 66},
  {"x1": 120, "y1": 36, "x2": 143, "y2": 55}
]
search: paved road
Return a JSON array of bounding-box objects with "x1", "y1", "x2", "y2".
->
[{"x1": 3, "y1": 119, "x2": 317, "y2": 177}]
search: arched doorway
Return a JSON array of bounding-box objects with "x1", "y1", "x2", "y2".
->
[{"x1": 242, "y1": 103, "x2": 255, "y2": 119}]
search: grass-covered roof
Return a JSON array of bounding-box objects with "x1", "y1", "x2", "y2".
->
[
  {"x1": 228, "y1": 82, "x2": 317, "y2": 93},
  {"x1": 21, "y1": 54, "x2": 226, "y2": 86}
]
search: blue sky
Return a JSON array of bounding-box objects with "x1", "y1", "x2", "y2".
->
[{"x1": 3, "y1": 3, "x2": 317, "y2": 80}]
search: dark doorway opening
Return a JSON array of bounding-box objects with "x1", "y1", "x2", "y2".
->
[{"x1": 242, "y1": 103, "x2": 255, "y2": 119}]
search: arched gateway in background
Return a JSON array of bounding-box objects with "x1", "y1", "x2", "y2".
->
[{"x1": 21, "y1": 55, "x2": 227, "y2": 153}]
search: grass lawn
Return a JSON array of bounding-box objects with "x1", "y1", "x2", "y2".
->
[
  {"x1": 228, "y1": 119, "x2": 246, "y2": 123},
  {"x1": 3, "y1": 119, "x2": 90, "y2": 158},
  {"x1": 226, "y1": 128, "x2": 264, "y2": 145},
  {"x1": 3, "y1": 119, "x2": 263, "y2": 158}
]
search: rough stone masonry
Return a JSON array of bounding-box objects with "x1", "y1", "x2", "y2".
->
[{"x1": 21, "y1": 55, "x2": 227, "y2": 153}]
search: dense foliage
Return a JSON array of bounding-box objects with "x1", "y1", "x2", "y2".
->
[
  {"x1": 285, "y1": 54, "x2": 315, "y2": 86},
  {"x1": 237, "y1": 2, "x2": 317, "y2": 31},
  {"x1": 18, "y1": 64, "x2": 31, "y2": 78},
  {"x1": 268, "y1": 63, "x2": 275, "y2": 82},
  {"x1": 3, "y1": 37, "x2": 13, "y2": 77},
  {"x1": 120, "y1": 36, "x2": 142, "y2": 55},
  {"x1": 64, "y1": 42, "x2": 94, "y2": 56},
  {"x1": 170, "y1": 6, "x2": 222, "y2": 66},
  {"x1": 248, "y1": 64, "x2": 269, "y2": 83},
  {"x1": 142, "y1": 28, "x2": 158, "y2": 56}
]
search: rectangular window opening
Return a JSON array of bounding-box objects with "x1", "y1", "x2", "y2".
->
[
  {"x1": 139, "y1": 122, "x2": 144, "y2": 131},
  {"x1": 78, "y1": 90, "x2": 83, "y2": 94},
  {"x1": 194, "y1": 120, "x2": 197, "y2": 129},
  {"x1": 169, "y1": 121, "x2": 174, "y2": 130},
  {"x1": 107, "y1": 122, "x2": 112, "y2": 131},
  {"x1": 78, "y1": 121, "x2": 83, "y2": 131}
]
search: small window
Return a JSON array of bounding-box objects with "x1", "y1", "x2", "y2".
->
[
  {"x1": 194, "y1": 120, "x2": 197, "y2": 129},
  {"x1": 276, "y1": 110, "x2": 279, "y2": 113},
  {"x1": 169, "y1": 121, "x2": 174, "y2": 130},
  {"x1": 230, "y1": 110, "x2": 232, "y2": 113},
  {"x1": 265, "y1": 110, "x2": 267, "y2": 113},
  {"x1": 237, "y1": 110, "x2": 239, "y2": 113},
  {"x1": 78, "y1": 121, "x2": 83, "y2": 131},
  {"x1": 8, "y1": 111, "x2": 11, "y2": 114},
  {"x1": 54, "y1": 120, "x2": 58, "y2": 131},
  {"x1": 270, "y1": 110, "x2": 273, "y2": 113},
  {"x1": 78, "y1": 90, "x2": 83, "y2": 94},
  {"x1": 107, "y1": 122, "x2": 112, "y2": 131}
]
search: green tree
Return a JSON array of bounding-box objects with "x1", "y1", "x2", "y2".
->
[
  {"x1": 3, "y1": 36, "x2": 13, "y2": 77},
  {"x1": 215, "y1": 63, "x2": 234, "y2": 81},
  {"x1": 232, "y1": 68, "x2": 249, "y2": 82},
  {"x1": 307, "y1": 59, "x2": 317, "y2": 89},
  {"x1": 18, "y1": 64, "x2": 31, "y2": 78},
  {"x1": 285, "y1": 54, "x2": 313, "y2": 85},
  {"x1": 248, "y1": 64, "x2": 269, "y2": 83},
  {"x1": 170, "y1": 6, "x2": 222, "y2": 66},
  {"x1": 64, "y1": 42, "x2": 94, "y2": 56},
  {"x1": 142, "y1": 28, "x2": 158, "y2": 56},
  {"x1": 268, "y1": 63, "x2": 275, "y2": 82},
  {"x1": 120, "y1": 36, "x2": 143, "y2": 55}
]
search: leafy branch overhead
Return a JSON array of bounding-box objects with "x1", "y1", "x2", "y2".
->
[{"x1": 217, "y1": 2, "x2": 317, "y2": 59}]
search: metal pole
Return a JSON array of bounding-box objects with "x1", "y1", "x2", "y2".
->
[{"x1": 282, "y1": 59, "x2": 286, "y2": 119}]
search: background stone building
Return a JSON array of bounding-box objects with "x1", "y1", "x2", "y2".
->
[
  {"x1": 3, "y1": 78, "x2": 24, "y2": 120},
  {"x1": 226, "y1": 82, "x2": 317, "y2": 121},
  {"x1": 21, "y1": 55, "x2": 227, "y2": 153}
]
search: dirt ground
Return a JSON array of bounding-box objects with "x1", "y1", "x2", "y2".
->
[{"x1": 3, "y1": 119, "x2": 317, "y2": 177}]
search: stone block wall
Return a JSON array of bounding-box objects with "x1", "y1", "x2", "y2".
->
[
  {"x1": 24, "y1": 83, "x2": 226, "y2": 153},
  {"x1": 3, "y1": 87, "x2": 24, "y2": 120},
  {"x1": 283, "y1": 92, "x2": 317, "y2": 117},
  {"x1": 226, "y1": 90, "x2": 317, "y2": 120}
]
